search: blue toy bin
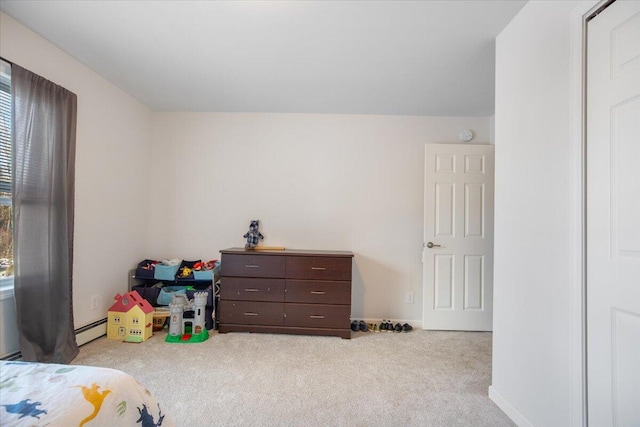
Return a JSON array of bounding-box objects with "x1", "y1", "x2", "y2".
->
[
  {"x1": 193, "y1": 261, "x2": 221, "y2": 281},
  {"x1": 193, "y1": 270, "x2": 212, "y2": 280},
  {"x1": 154, "y1": 264, "x2": 179, "y2": 281},
  {"x1": 157, "y1": 286, "x2": 187, "y2": 306}
]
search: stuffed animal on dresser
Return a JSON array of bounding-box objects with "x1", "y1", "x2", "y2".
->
[{"x1": 243, "y1": 220, "x2": 264, "y2": 249}]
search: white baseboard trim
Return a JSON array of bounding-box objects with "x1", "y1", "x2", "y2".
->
[
  {"x1": 489, "y1": 385, "x2": 534, "y2": 427},
  {"x1": 75, "y1": 319, "x2": 107, "y2": 347}
]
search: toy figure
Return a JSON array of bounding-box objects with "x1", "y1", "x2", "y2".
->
[{"x1": 243, "y1": 220, "x2": 264, "y2": 249}]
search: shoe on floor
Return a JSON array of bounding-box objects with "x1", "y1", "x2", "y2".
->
[
  {"x1": 387, "y1": 322, "x2": 395, "y2": 332},
  {"x1": 359, "y1": 320, "x2": 367, "y2": 332},
  {"x1": 394, "y1": 323, "x2": 402, "y2": 332},
  {"x1": 351, "y1": 320, "x2": 359, "y2": 332},
  {"x1": 402, "y1": 323, "x2": 413, "y2": 332},
  {"x1": 386, "y1": 320, "x2": 395, "y2": 332},
  {"x1": 380, "y1": 320, "x2": 388, "y2": 331}
]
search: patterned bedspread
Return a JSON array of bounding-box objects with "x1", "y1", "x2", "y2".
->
[{"x1": 0, "y1": 361, "x2": 173, "y2": 426}]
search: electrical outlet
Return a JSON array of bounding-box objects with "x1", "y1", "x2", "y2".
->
[
  {"x1": 91, "y1": 295, "x2": 99, "y2": 310},
  {"x1": 406, "y1": 292, "x2": 414, "y2": 304}
]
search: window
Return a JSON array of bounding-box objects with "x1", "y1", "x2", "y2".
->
[{"x1": 0, "y1": 60, "x2": 12, "y2": 293}]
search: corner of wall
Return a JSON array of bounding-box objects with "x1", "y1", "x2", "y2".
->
[
  {"x1": 489, "y1": 386, "x2": 535, "y2": 427},
  {"x1": 489, "y1": 115, "x2": 495, "y2": 144}
]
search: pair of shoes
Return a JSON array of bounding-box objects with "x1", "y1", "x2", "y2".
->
[
  {"x1": 368, "y1": 323, "x2": 380, "y2": 332},
  {"x1": 351, "y1": 320, "x2": 368, "y2": 332},
  {"x1": 376, "y1": 320, "x2": 414, "y2": 332}
]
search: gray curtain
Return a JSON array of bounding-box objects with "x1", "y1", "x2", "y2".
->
[{"x1": 12, "y1": 65, "x2": 78, "y2": 363}]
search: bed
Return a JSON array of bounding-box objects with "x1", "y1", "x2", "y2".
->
[{"x1": 0, "y1": 361, "x2": 173, "y2": 426}]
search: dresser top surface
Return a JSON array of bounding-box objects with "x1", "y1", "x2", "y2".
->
[{"x1": 220, "y1": 247, "x2": 354, "y2": 258}]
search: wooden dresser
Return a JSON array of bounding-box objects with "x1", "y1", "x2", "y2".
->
[{"x1": 218, "y1": 248, "x2": 354, "y2": 339}]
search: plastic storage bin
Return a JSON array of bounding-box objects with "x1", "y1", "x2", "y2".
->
[{"x1": 154, "y1": 264, "x2": 179, "y2": 281}]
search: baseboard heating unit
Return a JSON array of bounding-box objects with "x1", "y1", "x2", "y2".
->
[{"x1": 75, "y1": 318, "x2": 107, "y2": 347}]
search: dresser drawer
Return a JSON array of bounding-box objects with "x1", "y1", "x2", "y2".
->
[
  {"x1": 284, "y1": 304, "x2": 350, "y2": 329},
  {"x1": 218, "y1": 301, "x2": 284, "y2": 326},
  {"x1": 286, "y1": 256, "x2": 352, "y2": 281},
  {"x1": 222, "y1": 254, "x2": 285, "y2": 278},
  {"x1": 221, "y1": 278, "x2": 285, "y2": 302},
  {"x1": 285, "y1": 280, "x2": 351, "y2": 305}
]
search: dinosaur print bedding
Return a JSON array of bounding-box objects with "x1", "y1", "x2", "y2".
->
[{"x1": 0, "y1": 361, "x2": 173, "y2": 426}]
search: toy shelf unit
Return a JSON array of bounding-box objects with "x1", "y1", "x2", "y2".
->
[
  {"x1": 218, "y1": 248, "x2": 354, "y2": 339},
  {"x1": 129, "y1": 259, "x2": 221, "y2": 331}
]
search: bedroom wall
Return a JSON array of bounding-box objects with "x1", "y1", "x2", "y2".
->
[
  {"x1": 148, "y1": 113, "x2": 490, "y2": 322},
  {"x1": 0, "y1": 13, "x2": 153, "y2": 339},
  {"x1": 491, "y1": 1, "x2": 584, "y2": 426}
]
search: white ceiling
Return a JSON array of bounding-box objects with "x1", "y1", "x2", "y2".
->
[{"x1": 0, "y1": 0, "x2": 526, "y2": 116}]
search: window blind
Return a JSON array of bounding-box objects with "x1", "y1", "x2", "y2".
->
[{"x1": 0, "y1": 61, "x2": 11, "y2": 196}]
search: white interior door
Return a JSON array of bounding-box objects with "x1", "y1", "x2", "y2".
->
[
  {"x1": 587, "y1": 1, "x2": 640, "y2": 426},
  {"x1": 422, "y1": 144, "x2": 494, "y2": 331}
]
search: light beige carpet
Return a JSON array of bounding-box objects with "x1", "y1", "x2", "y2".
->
[{"x1": 73, "y1": 329, "x2": 514, "y2": 427}]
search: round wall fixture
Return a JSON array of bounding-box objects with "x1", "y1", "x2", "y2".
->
[{"x1": 458, "y1": 129, "x2": 474, "y2": 142}]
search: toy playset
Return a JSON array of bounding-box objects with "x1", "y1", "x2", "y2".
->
[
  {"x1": 107, "y1": 290, "x2": 154, "y2": 343},
  {"x1": 165, "y1": 291, "x2": 209, "y2": 343}
]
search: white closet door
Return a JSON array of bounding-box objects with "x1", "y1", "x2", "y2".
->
[{"x1": 587, "y1": 1, "x2": 640, "y2": 425}]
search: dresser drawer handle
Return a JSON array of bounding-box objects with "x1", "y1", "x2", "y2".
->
[
  {"x1": 311, "y1": 267, "x2": 326, "y2": 271},
  {"x1": 243, "y1": 312, "x2": 259, "y2": 316},
  {"x1": 310, "y1": 315, "x2": 325, "y2": 319},
  {"x1": 245, "y1": 265, "x2": 260, "y2": 268},
  {"x1": 244, "y1": 288, "x2": 259, "y2": 292},
  {"x1": 310, "y1": 291, "x2": 326, "y2": 295}
]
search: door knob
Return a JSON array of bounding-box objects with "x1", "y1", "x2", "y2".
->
[{"x1": 426, "y1": 242, "x2": 441, "y2": 248}]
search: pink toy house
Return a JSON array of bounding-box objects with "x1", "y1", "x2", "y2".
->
[{"x1": 107, "y1": 290, "x2": 154, "y2": 342}]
